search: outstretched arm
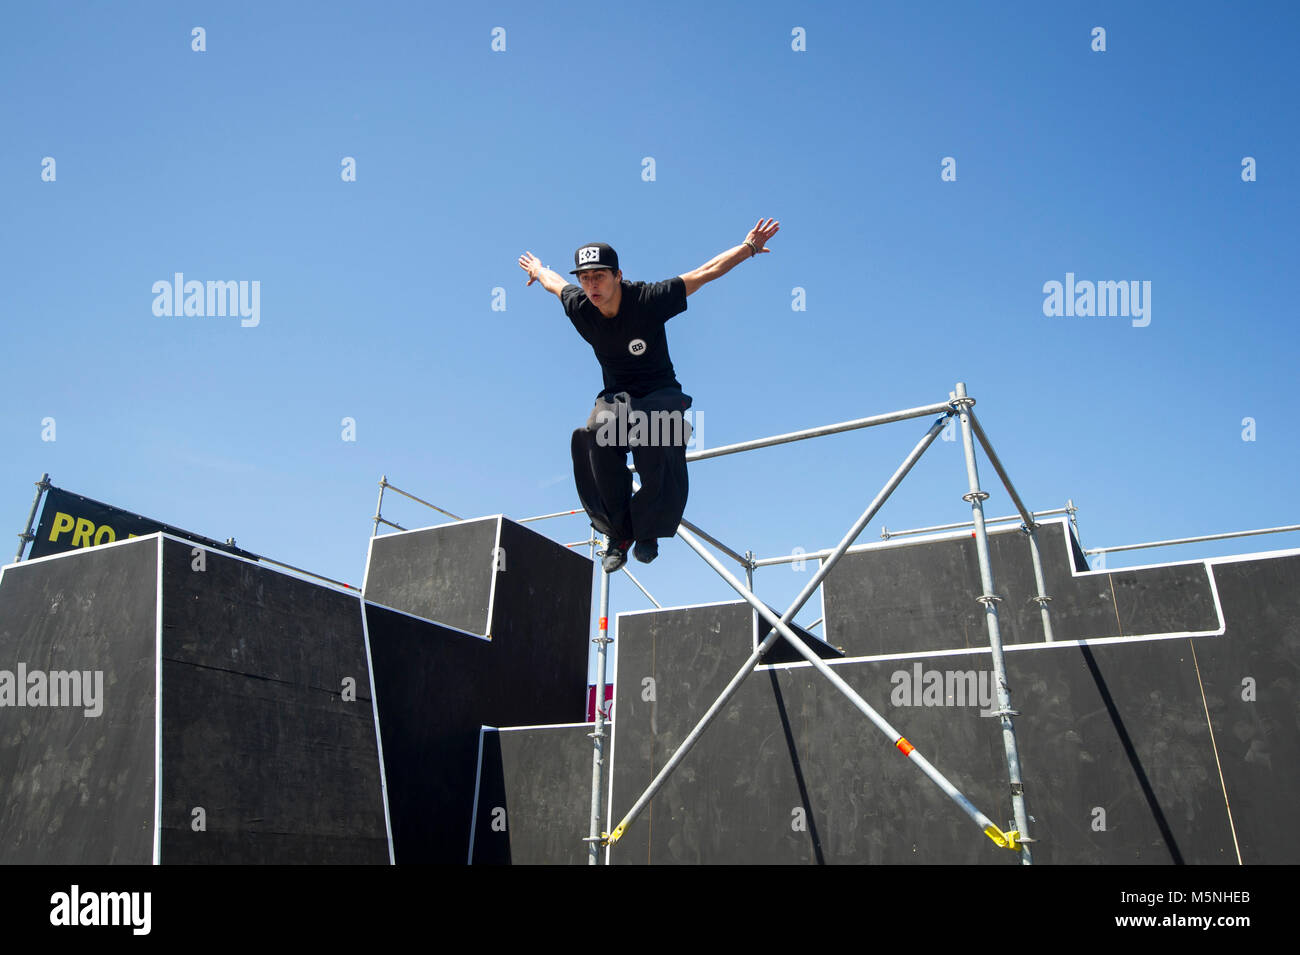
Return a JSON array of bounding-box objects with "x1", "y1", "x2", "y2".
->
[
  {"x1": 518, "y1": 251, "x2": 569, "y2": 299},
  {"x1": 679, "y1": 218, "x2": 780, "y2": 296}
]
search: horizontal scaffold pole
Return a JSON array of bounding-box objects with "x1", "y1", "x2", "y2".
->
[{"x1": 684, "y1": 401, "x2": 954, "y2": 463}]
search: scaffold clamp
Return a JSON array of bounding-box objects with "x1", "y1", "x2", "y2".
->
[{"x1": 983, "y1": 824, "x2": 1024, "y2": 851}]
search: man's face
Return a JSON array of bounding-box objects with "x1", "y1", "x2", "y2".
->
[{"x1": 578, "y1": 268, "x2": 620, "y2": 306}]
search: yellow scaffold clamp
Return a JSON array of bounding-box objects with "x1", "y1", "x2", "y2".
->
[{"x1": 983, "y1": 824, "x2": 1024, "y2": 851}]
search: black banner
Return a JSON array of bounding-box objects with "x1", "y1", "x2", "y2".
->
[{"x1": 27, "y1": 486, "x2": 259, "y2": 562}]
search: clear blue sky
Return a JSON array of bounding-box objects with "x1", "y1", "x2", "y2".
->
[{"x1": 3, "y1": 2, "x2": 1297, "y2": 640}]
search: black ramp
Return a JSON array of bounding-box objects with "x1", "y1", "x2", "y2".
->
[
  {"x1": 0, "y1": 538, "x2": 159, "y2": 864},
  {"x1": 491, "y1": 517, "x2": 593, "y2": 689},
  {"x1": 822, "y1": 521, "x2": 1218, "y2": 656},
  {"x1": 365, "y1": 604, "x2": 493, "y2": 863},
  {"x1": 609, "y1": 592, "x2": 1246, "y2": 863},
  {"x1": 610, "y1": 601, "x2": 850, "y2": 864},
  {"x1": 471, "y1": 724, "x2": 596, "y2": 864},
  {"x1": 1004, "y1": 638, "x2": 1234, "y2": 864},
  {"x1": 1107, "y1": 563, "x2": 1220, "y2": 636},
  {"x1": 366, "y1": 516, "x2": 591, "y2": 863},
  {"x1": 756, "y1": 604, "x2": 843, "y2": 665},
  {"x1": 363, "y1": 518, "x2": 498, "y2": 633},
  {"x1": 612, "y1": 601, "x2": 1022, "y2": 864},
  {"x1": 471, "y1": 729, "x2": 511, "y2": 865},
  {"x1": 158, "y1": 537, "x2": 388, "y2": 864},
  {"x1": 1190, "y1": 555, "x2": 1300, "y2": 863},
  {"x1": 491, "y1": 524, "x2": 1297, "y2": 864}
]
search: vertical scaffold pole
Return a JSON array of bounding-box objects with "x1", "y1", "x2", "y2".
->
[
  {"x1": 1023, "y1": 524, "x2": 1055, "y2": 643},
  {"x1": 1067, "y1": 498, "x2": 1084, "y2": 555},
  {"x1": 953, "y1": 382, "x2": 1034, "y2": 864},
  {"x1": 744, "y1": 550, "x2": 756, "y2": 646},
  {"x1": 587, "y1": 535, "x2": 613, "y2": 864},
  {"x1": 371, "y1": 475, "x2": 387, "y2": 538},
  {"x1": 15, "y1": 473, "x2": 50, "y2": 563}
]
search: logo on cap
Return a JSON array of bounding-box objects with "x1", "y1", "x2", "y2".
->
[
  {"x1": 629, "y1": 339, "x2": 646, "y2": 355},
  {"x1": 578, "y1": 246, "x2": 602, "y2": 265}
]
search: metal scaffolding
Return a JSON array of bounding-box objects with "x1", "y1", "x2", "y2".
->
[
  {"x1": 360, "y1": 381, "x2": 1297, "y2": 864},
  {"x1": 599, "y1": 382, "x2": 1048, "y2": 863}
]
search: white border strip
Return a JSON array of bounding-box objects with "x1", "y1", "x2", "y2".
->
[
  {"x1": 362, "y1": 597, "x2": 491, "y2": 644},
  {"x1": 467, "y1": 726, "x2": 487, "y2": 864},
  {"x1": 618, "y1": 597, "x2": 769, "y2": 619},
  {"x1": 485, "y1": 517, "x2": 502, "y2": 639},
  {"x1": 373, "y1": 514, "x2": 502, "y2": 539},
  {"x1": 152, "y1": 535, "x2": 164, "y2": 865},
  {"x1": 361, "y1": 531, "x2": 376, "y2": 595},
  {"x1": 2, "y1": 530, "x2": 361, "y2": 597},
  {"x1": 360, "y1": 599, "x2": 396, "y2": 864},
  {"x1": 493, "y1": 721, "x2": 596, "y2": 733},
  {"x1": 1047, "y1": 517, "x2": 1300, "y2": 577},
  {"x1": 1200, "y1": 546, "x2": 1300, "y2": 565},
  {"x1": 755, "y1": 627, "x2": 1227, "y2": 672},
  {"x1": 363, "y1": 516, "x2": 501, "y2": 639},
  {"x1": 607, "y1": 612, "x2": 624, "y2": 866},
  {"x1": 608, "y1": 517, "x2": 1274, "y2": 674},
  {"x1": 756, "y1": 552, "x2": 1229, "y2": 672},
  {"x1": 3, "y1": 528, "x2": 159, "y2": 570},
  {"x1": 747, "y1": 515, "x2": 1300, "y2": 573}
]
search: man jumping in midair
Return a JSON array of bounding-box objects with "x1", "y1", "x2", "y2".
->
[{"x1": 519, "y1": 218, "x2": 780, "y2": 572}]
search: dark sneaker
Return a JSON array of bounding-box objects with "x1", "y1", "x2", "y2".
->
[
  {"x1": 602, "y1": 539, "x2": 633, "y2": 573},
  {"x1": 633, "y1": 539, "x2": 659, "y2": 564}
]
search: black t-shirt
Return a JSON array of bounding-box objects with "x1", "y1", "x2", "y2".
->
[{"x1": 561, "y1": 277, "x2": 688, "y2": 398}]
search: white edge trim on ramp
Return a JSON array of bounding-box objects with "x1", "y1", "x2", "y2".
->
[
  {"x1": 359, "y1": 600, "x2": 396, "y2": 864},
  {"x1": 153, "y1": 535, "x2": 163, "y2": 865},
  {"x1": 485, "y1": 517, "x2": 502, "y2": 639},
  {"x1": 468, "y1": 726, "x2": 487, "y2": 864}
]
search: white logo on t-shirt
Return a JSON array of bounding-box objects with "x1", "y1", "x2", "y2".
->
[
  {"x1": 628, "y1": 338, "x2": 646, "y2": 355},
  {"x1": 578, "y1": 246, "x2": 601, "y2": 265}
]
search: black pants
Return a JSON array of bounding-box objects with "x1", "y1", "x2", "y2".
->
[{"x1": 571, "y1": 388, "x2": 691, "y2": 542}]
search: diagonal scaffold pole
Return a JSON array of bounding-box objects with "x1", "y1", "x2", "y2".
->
[
  {"x1": 667, "y1": 524, "x2": 1020, "y2": 853},
  {"x1": 952, "y1": 382, "x2": 1034, "y2": 863},
  {"x1": 967, "y1": 409, "x2": 1055, "y2": 644},
  {"x1": 605, "y1": 413, "x2": 1023, "y2": 852}
]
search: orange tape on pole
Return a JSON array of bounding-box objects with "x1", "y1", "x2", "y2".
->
[
  {"x1": 896, "y1": 737, "x2": 915, "y2": 756},
  {"x1": 599, "y1": 616, "x2": 608, "y2": 632}
]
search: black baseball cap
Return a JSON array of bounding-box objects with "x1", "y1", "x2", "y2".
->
[{"x1": 570, "y1": 242, "x2": 619, "y2": 275}]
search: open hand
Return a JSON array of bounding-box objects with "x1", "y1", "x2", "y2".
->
[
  {"x1": 518, "y1": 251, "x2": 543, "y2": 285},
  {"x1": 745, "y1": 218, "x2": 780, "y2": 255}
]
